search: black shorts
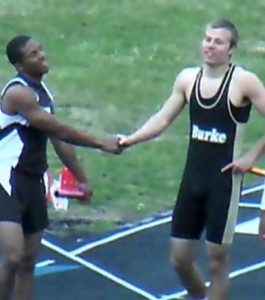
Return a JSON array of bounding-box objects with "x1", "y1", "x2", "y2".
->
[
  {"x1": 171, "y1": 171, "x2": 242, "y2": 244},
  {"x1": 0, "y1": 170, "x2": 49, "y2": 234}
]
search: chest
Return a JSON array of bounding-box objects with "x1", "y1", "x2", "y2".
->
[
  {"x1": 186, "y1": 74, "x2": 244, "y2": 107},
  {"x1": 199, "y1": 77, "x2": 224, "y2": 98}
]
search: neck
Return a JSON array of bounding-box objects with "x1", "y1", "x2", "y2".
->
[
  {"x1": 18, "y1": 73, "x2": 43, "y2": 85},
  {"x1": 202, "y1": 63, "x2": 231, "y2": 78}
]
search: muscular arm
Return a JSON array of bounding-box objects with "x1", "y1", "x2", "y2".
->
[
  {"x1": 124, "y1": 71, "x2": 187, "y2": 146},
  {"x1": 222, "y1": 71, "x2": 265, "y2": 173},
  {"x1": 241, "y1": 72, "x2": 265, "y2": 160},
  {"x1": 242, "y1": 71, "x2": 265, "y2": 116},
  {"x1": 3, "y1": 85, "x2": 105, "y2": 149}
]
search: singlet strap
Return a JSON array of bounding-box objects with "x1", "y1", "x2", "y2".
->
[{"x1": 195, "y1": 64, "x2": 236, "y2": 109}]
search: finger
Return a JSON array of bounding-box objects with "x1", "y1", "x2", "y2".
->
[
  {"x1": 118, "y1": 139, "x2": 127, "y2": 146},
  {"x1": 114, "y1": 148, "x2": 123, "y2": 155},
  {"x1": 116, "y1": 134, "x2": 126, "y2": 140},
  {"x1": 221, "y1": 163, "x2": 233, "y2": 173}
]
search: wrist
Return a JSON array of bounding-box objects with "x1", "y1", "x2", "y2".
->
[
  {"x1": 74, "y1": 174, "x2": 89, "y2": 185},
  {"x1": 78, "y1": 180, "x2": 88, "y2": 185},
  {"x1": 127, "y1": 135, "x2": 137, "y2": 146}
]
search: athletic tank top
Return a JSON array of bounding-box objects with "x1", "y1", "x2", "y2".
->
[
  {"x1": 185, "y1": 64, "x2": 251, "y2": 176},
  {"x1": 0, "y1": 74, "x2": 54, "y2": 176}
]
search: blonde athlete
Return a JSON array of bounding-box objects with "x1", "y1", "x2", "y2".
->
[{"x1": 119, "y1": 20, "x2": 265, "y2": 300}]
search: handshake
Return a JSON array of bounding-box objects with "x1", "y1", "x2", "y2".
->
[{"x1": 100, "y1": 134, "x2": 132, "y2": 154}]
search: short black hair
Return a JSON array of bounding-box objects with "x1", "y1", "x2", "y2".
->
[
  {"x1": 6, "y1": 35, "x2": 31, "y2": 65},
  {"x1": 208, "y1": 19, "x2": 239, "y2": 48}
]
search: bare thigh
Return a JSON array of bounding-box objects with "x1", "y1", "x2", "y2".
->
[
  {"x1": 21, "y1": 231, "x2": 44, "y2": 263},
  {"x1": 0, "y1": 221, "x2": 24, "y2": 260}
]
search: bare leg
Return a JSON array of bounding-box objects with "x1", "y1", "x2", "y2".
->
[
  {"x1": 170, "y1": 237, "x2": 206, "y2": 299},
  {"x1": 14, "y1": 230, "x2": 44, "y2": 300},
  {"x1": 206, "y1": 242, "x2": 230, "y2": 300},
  {"x1": 0, "y1": 221, "x2": 24, "y2": 300}
]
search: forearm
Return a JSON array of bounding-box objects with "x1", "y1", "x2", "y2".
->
[
  {"x1": 245, "y1": 136, "x2": 265, "y2": 162},
  {"x1": 52, "y1": 141, "x2": 88, "y2": 183},
  {"x1": 127, "y1": 113, "x2": 169, "y2": 145},
  {"x1": 30, "y1": 113, "x2": 104, "y2": 149},
  {"x1": 52, "y1": 125, "x2": 103, "y2": 149}
]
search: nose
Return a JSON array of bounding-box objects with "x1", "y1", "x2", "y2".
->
[
  {"x1": 38, "y1": 50, "x2": 46, "y2": 60},
  {"x1": 207, "y1": 39, "x2": 218, "y2": 49}
]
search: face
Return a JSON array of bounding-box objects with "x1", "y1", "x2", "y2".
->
[
  {"x1": 18, "y1": 39, "x2": 49, "y2": 77},
  {"x1": 201, "y1": 26, "x2": 235, "y2": 67}
]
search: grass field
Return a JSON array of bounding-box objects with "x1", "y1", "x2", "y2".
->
[{"x1": 1, "y1": 0, "x2": 265, "y2": 234}]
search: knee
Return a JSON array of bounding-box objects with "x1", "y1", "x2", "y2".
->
[
  {"x1": 170, "y1": 252, "x2": 193, "y2": 272},
  {"x1": 3, "y1": 252, "x2": 23, "y2": 272},
  {"x1": 19, "y1": 253, "x2": 36, "y2": 272},
  {"x1": 208, "y1": 251, "x2": 229, "y2": 276}
]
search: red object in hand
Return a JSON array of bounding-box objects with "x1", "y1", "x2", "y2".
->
[{"x1": 56, "y1": 167, "x2": 85, "y2": 199}]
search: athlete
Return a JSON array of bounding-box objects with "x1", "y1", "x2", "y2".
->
[
  {"x1": 119, "y1": 19, "x2": 265, "y2": 300},
  {"x1": 0, "y1": 35, "x2": 121, "y2": 300}
]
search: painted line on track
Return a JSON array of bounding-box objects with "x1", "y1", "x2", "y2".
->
[
  {"x1": 41, "y1": 239, "x2": 158, "y2": 300},
  {"x1": 70, "y1": 183, "x2": 264, "y2": 255}
]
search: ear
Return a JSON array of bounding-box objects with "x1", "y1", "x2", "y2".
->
[
  {"x1": 228, "y1": 46, "x2": 235, "y2": 56},
  {"x1": 15, "y1": 63, "x2": 23, "y2": 73}
]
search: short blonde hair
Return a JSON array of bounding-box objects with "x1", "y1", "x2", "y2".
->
[{"x1": 208, "y1": 19, "x2": 239, "y2": 48}]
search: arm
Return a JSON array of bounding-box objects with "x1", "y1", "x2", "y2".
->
[
  {"x1": 221, "y1": 72, "x2": 265, "y2": 173},
  {"x1": 242, "y1": 71, "x2": 265, "y2": 116},
  {"x1": 3, "y1": 85, "x2": 120, "y2": 153},
  {"x1": 120, "y1": 71, "x2": 187, "y2": 146},
  {"x1": 221, "y1": 137, "x2": 265, "y2": 174},
  {"x1": 51, "y1": 138, "x2": 88, "y2": 182},
  {"x1": 240, "y1": 72, "x2": 265, "y2": 161},
  {"x1": 50, "y1": 138, "x2": 92, "y2": 200}
]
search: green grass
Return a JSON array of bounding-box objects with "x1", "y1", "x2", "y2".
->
[{"x1": 1, "y1": 0, "x2": 265, "y2": 233}]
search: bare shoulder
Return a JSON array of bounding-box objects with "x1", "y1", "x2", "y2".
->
[
  {"x1": 174, "y1": 66, "x2": 200, "y2": 89},
  {"x1": 233, "y1": 66, "x2": 262, "y2": 86},
  {"x1": 177, "y1": 66, "x2": 200, "y2": 80},
  {"x1": 2, "y1": 84, "x2": 39, "y2": 115},
  {"x1": 4, "y1": 84, "x2": 36, "y2": 104}
]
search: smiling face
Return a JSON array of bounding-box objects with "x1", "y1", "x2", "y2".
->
[
  {"x1": 201, "y1": 25, "x2": 236, "y2": 67},
  {"x1": 17, "y1": 39, "x2": 49, "y2": 77}
]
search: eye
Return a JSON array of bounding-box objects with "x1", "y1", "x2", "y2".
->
[
  {"x1": 215, "y1": 39, "x2": 224, "y2": 45},
  {"x1": 30, "y1": 50, "x2": 38, "y2": 57}
]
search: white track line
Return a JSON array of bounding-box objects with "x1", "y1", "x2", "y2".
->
[
  {"x1": 160, "y1": 260, "x2": 265, "y2": 299},
  {"x1": 70, "y1": 183, "x2": 264, "y2": 255},
  {"x1": 241, "y1": 184, "x2": 264, "y2": 196},
  {"x1": 36, "y1": 260, "x2": 55, "y2": 268},
  {"x1": 40, "y1": 183, "x2": 264, "y2": 300},
  {"x1": 41, "y1": 239, "x2": 158, "y2": 300},
  {"x1": 239, "y1": 203, "x2": 260, "y2": 209},
  {"x1": 70, "y1": 216, "x2": 171, "y2": 255}
]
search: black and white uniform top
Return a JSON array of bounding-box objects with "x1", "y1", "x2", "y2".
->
[
  {"x1": 0, "y1": 74, "x2": 54, "y2": 194},
  {"x1": 187, "y1": 65, "x2": 251, "y2": 175},
  {"x1": 187, "y1": 64, "x2": 251, "y2": 177},
  {"x1": 172, "y1": 64, "x2": 252, "y2": 244}
]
